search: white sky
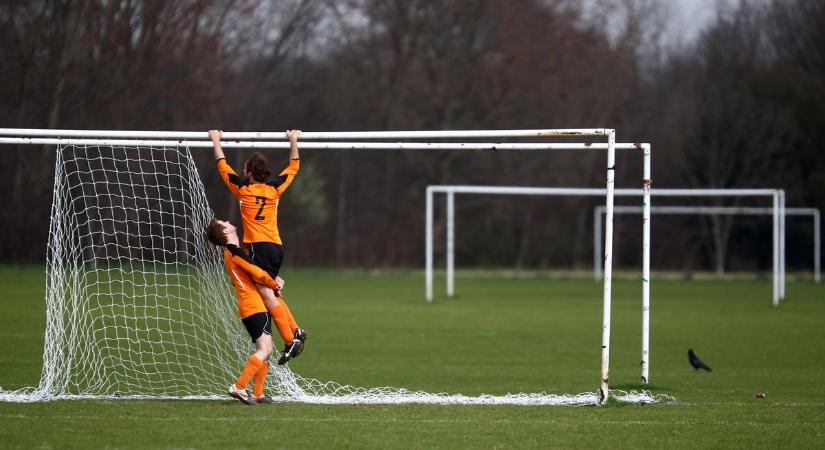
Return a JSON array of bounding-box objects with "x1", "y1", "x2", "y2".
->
[
  {"x1": 666, "y1": 0, "x2": 750, "y2": 45},
  {"x1": 580, "y1": 0, "x2": 741, "y2": 49}
]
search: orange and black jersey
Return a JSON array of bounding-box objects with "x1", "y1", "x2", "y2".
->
[
  {"x1": 217, "y1": 158, "x2": 300, "y2": 245},
  {"x1": 222, "y1": 244, "x2": 279, "y2": 319}
]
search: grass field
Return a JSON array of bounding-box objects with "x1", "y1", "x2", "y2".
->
[{"x1": 1, "y1": 266, "x2": 824, "y2": 449}]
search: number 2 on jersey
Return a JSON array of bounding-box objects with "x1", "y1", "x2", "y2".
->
[{"x1": 254, "y1": 196, "x2": 266, "y2": 220}]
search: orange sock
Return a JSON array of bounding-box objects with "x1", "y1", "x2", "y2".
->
[
  {"x1": 279, "y1": 295, "x2": 300, "y2": 333},
  {"x1": 235, "y1": 355, "x2": 264, "y2": 390},
  {"x1": 253, "y1": 361, "x2": 269, "y2": 398},
  {"x1": 268, "y1": 301, "x2": 295, "y2": 344}
]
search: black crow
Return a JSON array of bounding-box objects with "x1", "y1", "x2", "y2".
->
[{"x1": 688, "y1": 349, "x2": 712, "y2": 371}]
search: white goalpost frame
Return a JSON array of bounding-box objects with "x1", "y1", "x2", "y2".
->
[
  {"x1": 427, "y1": 187, "x2": 786, "y2": 305},
  {"x1": 426, "y1": 142, "x2": 654, "y2": 385},
  {"x1": 593, "y1": 189, "x2": 788, "y2": 306},
  {"x1": 594, "y1": 205, "x2": 820, "y2": 287},
  {"x1": 0, "y1": 128, "x2": 652, "y2": 406}
]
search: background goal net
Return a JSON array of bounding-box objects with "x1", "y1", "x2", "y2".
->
[{"x1": 0, "y1": 142, "x2": 658, "y2": 405}]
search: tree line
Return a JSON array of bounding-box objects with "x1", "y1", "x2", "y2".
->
[{"x1": 1, "y1": 0, "x2": 823, "y2": 274}]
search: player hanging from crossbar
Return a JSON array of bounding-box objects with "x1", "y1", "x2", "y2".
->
[
  {"x1": 209, "y1": 129, "x2": 307, "y2": 363},
  {"x1": 206, "y1": 218, "x2": 304, "y2": 404}
]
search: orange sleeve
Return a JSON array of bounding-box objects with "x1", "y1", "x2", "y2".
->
[
  {"x1": 216, "y1": 158, "x2": 243, "y2": 198},
  {"x1": 267, "y1": 159, "x2": 300, "y2": 195},
  {"x1": 223, "y1": 249, "x2": 267, "y2": 319},
  {"x1": 226, "y1": 245, "x2": 279, "y2": 290}
]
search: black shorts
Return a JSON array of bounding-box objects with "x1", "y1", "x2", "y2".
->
[
  {"x1": 241, "y1": 312, "x2": 272, "y2": 343},
  {"x1": 245, "y1": 242, "x2": 284, "y2": 279}
]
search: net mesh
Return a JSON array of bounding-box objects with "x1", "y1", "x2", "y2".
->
[{"x1": 0, "y1": 143, "x2": 666, "y2": 405}]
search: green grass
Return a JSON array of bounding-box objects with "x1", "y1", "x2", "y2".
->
[{"x1": 1, "y1": 266, "x2": 824, "y2": 448}]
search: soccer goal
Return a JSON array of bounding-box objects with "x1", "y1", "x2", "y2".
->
[
  {"x1": 594, "y1": 204, "x2": 820, "y2": 291},
  {"x1": 428, "y1": 187, "x2": 790, "y2": 306},
  {"x1": 0, "y1": 128, "x2": 658, "y2": 405},
  {"x1": 592, "y1": 190, "x2": 792, "y2": 305}
]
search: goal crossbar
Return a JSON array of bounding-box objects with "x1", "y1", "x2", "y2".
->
[
  {"x1": 0, "y1": 128, "x2": 613, "y2": 140},
  {"x1": 0, "y1": 138, "x2": 639, "y2": 151}
]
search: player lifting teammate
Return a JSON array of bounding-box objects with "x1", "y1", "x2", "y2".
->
[
  {"x1": 209, "y1": 129, "x2": 307, "y2": 363},
  {"x1": 205, "y1": 218, "x2": 304, "y2": 404}
]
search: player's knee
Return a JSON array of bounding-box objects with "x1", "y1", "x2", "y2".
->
[
  {"x1": 256, "y1": 333, "x2": 273, "y2": 358},
  {"x1": 258, "y1": 287, "x2": 278, "y2": 309}
]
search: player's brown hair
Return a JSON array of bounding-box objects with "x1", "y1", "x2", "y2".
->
[
  {"x1": 205, "y1": 218, "x2": 228, "y2": 246},
  {"x1": 244, "y1": 152, "x2": 272, "y2": 182}
]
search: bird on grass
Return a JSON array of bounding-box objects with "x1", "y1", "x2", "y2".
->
[{"x1": 688, "y1": 349, "x2": 712, "y2": 371}]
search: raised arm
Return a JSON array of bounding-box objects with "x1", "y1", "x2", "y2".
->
[
  {"x1": 267, "y1": 159, "x2": 300, "y2": 194},
  {"x1": 209, "y1": 130, "x2": 226, "y2": 161},
  {"x1": 210, "y1": 130, "x2": 242, "y2": 197},
  {"x1": 287, "y1": 129, "x2": 301, "y2": 160},
  {"x1": 265, "y1": 130, "x2": 302, "y2": 195}
]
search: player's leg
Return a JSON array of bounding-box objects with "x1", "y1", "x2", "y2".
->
[
  {"x1": 249, "y1": 241, "x2": 295, "y2": 342},
  {"x1": 252, "y1": 323, "x2": 274, "y2": 404},
  {"x1": 255, "y1": 285, "x2": 303, "y2": 365},
  {"x1": 256, "y1": 285, "x2": 293, "y2": 344},
  {"x1": 271, "y1": 276, "x2": 305, "y2": 342},
  {"x1": 252, "y1": 315, "x2": 273, "y2": 362},
  {"x1": 279, "y1": 295, "x2": 306, "y2": 343},
  {"x1": 230, "y1": 355, "x2": 262, "y2": 405},
  {"x1": 247, "y1": 242, "x2": 303, "y2": 365},
  {"x1": 231, "y1": 312, "x2": 270, "y2": 405},
  {"x1": 278, "y1": 294, "x2": 299, "y2": 333}
]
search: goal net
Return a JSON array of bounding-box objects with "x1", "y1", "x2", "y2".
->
[{"x1": 0, "y1": 142, "x2": 659, "y2": 405}]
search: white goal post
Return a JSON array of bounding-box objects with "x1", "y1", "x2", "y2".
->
[
  {"x1": 594, "y1": 205, "x2": 820, "y2": 287},
  {"x1": 425, "y1": 143, "x2": 655, "y2": 385},
  {"x1": 0, "y1": 128, "x2": 659, "y2": 405},
  {"x1": 428, "y1": 187, "x2": 789, "y2": 306}
]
